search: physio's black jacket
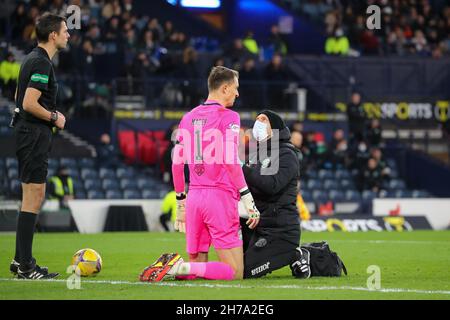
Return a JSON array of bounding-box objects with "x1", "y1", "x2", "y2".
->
[
  {"x1": 242, "y1": 127, "x2": 301, "y2": 230},
  {"x1": 16, "y1": 46, "x2": 57, "y2": 127}
]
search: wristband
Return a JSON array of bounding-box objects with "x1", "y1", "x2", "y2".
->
[{"x1": 176, "y1": 192, "x2": 186, "y2": 200}]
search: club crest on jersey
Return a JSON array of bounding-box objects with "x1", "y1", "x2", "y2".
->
[
  {"x1": 228, "y1": 123, "x2": 240, "y2": 133},
  {"x1": 194, "y1": 164, "x2": 205, "y2": 176},
  {"x1": 261, "y1": 158, "x2": 271, "y2": 168}
]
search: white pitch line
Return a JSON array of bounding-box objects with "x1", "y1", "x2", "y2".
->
[{"x1": 1, "y1": 278, "x2": 449, "y2": 296}]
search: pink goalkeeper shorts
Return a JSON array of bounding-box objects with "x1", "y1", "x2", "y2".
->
[{"x1": 185, "y1": 188, "x2": 242, "y2": 254}]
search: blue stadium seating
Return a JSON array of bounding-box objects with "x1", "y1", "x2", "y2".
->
[
  {"x1": 106, "y1": 190, "x2": 123, "y2": 199},
  {"x1": 345, "y1": 190, "x2": 361, "y2": 201},
  {"x1": 60, "y1": 157, "x2": 78, "y2": 168},
  {"x1": 307, "y1": 179, "x2": 322, "y2": 190},
  {"x1": 99, "y1": 168, "x2": 116, "y2": 179},
  {"x1": 80, "y1": 158, "x2": 96, "y2": 168},
  {"x1": 87, "y1": 190, "x2": 105, "y2": 199},
  {"x1": 318, "y1": 169, "x2": 334, "y2": 180},
  {"x1": 142, "y1": 189, "x2": 160, "y2": 199},
  {"x1": 137, "y1": 178, "x2": 157, "y2": 189},
  {"x1": 103, "y1": 179, "x2": 121, "y2": 190},
  {"x1": 389, "y1": 179, "x2": 406, "y2": 190},
  {"x1": 120, "y1": 178, "x2": 139, "y2": 190},
  {"x1": 335, "y1": 169, "x2": 351, "y2": 179},
  {"x1": 340, "y1": 179, "x2": 354, "y2": 189},
  {"x1": 305, "y1": 170, "x2": 318, "y2": 180},
  {"x1": 84, "y1": 179, "x2": 102, "y2": 190},
  {"x1": 48, "y1": 158, "x2": 59, "y2": 169},
  {"x1": 323, "y1": 179, "x2": 339, "y2": 189},
  {"x1": 328, "y1": 190, "x2": 345, "y2": 201},
  {"x1": 123, "y1": 189, "x2": 141, "y2": 199},
  {"x1": 412, "y1": 190, "x2": 429, "y2": 198},
  {"x1": 10, "y1": 180, "x2": 21, "y2": 194},
  {"x1": 6, "y1": 157, "x2": 17, "y2": 168},
  {"x1": 362, "y1": 190, "x2": 376, "y2": 200},
  {"x1": 75, "y1": 190, "x2": 87, "y2": 199},
  {"x1": 7, "y1": 168, "x2": 18, "y2": 179},
  {"x1": 312, "y1": 190, "x2": 327, "y2": 203},
  {"x1": 301, "y1": 190, "x2": 312, "y2": 202},
  {"x1": 116, "y1": 167, "x2": 135, "y2": 179},
  {"x1": 81, "y1": 168, "x2": 98, "y2": 180}
]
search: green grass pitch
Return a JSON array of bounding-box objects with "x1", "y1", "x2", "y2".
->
[{"x1": 1, "y1": 231, "x2": 449, "y2": 300}]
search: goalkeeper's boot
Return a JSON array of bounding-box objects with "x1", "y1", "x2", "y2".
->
[
  {"x1": 17, "y1": 258, "x2": 58, "y2": 279},
  {"x1": 139, "y1": 253, "x2": 183, "y2": 282},
  {"x1": 290, "y1": 247, "x2": 311, "y2": 279},
  {"x1": 10, "y1": 258, "x2": 48, "y2": 276}
]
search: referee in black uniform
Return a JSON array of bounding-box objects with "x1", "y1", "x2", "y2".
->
[{"x1": 9, "y1": 13, "x2": 69, "y2": 279}]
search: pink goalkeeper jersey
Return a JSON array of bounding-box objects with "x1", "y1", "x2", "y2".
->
[{"x1": 172, "y1": 100, "x2": 247, "y2": 199}]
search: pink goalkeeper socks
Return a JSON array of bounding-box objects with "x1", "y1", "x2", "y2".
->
[{"x1": 188, "y1": 262, "x2": 235, "y2": 280}]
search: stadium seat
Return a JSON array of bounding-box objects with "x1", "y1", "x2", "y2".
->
[
  {"x1": 6, "y1": 157, "x2": 18, "y2": 168},
  {"x1": 300, "y1": 190, "x2": 312, "y2": 202},
  {"x1": 142, "y1": 189, "x2": 160, "y2": 199},
  {"x1": 118, "y1": 130, "x2": 137, "y2": 164},
  {"x1": 345, "y1": 190, "x2": 361, "y2": 201},
  {"x1": 10, "y1": 180, "x2": 21, "y2": 194},
  {"x1": 138, "y1": 132, "x2": 157, "y2": 165},
  {"x1": 123, "y1": 189, "x2": 141, "y2": 199},
  {"x1": 137, "y1": 178, "x2": 157, "y2": 189},
  {"x1": 87, "y1": 190, "x2": 105, "y2": 199},
  {"x1": 340, "y1": 179, "x2": 354, "y2": 189},
  {"x1": 335, "y1": 169, "x2": 351, "y2": 179},
  {"x1": 362, "y1": 190, "x2": 376, "y2": 200},
  {"x1": 389, "y1": 179, "x2": 406, "y2": 190},
  {"x1": 72, "y1": 179, "x2": 84, "y2": 192},
  {"x1": 153, "y1": 130, "x2": 166, "y2": 141},
  {"x1": 116, "y1": 167, "x2": 135, "y2": 179},
  {"x1": 48, "y1": 158, "x2": 59, "y2": 169},
  {"x1": 0, "y1": 158, "x2": 5, "y2": 168},
  {"x1": 323, "y1": 179, "x2": 339, "y2": 189},
  {"x1": 106, "y1": 190, "x2": 123, "y2": 199},
  {"x1": 305, "y1": 170, "x2": 318, "y2": 180},
  {"x1": 120, "y1": 178, "x2": 138, "y2": 190},
  {"x1": 412, "y1": 190, "x2": 429, "y2": 198},
  {"x1": 66, "y1": 168, "x2": 80, "y2": 179},
  {"x1": 386, "y1": 159, "x2": 398, "y2": 170},
  {"x1": 7, "y1": 168, "x2": 18, "y2": 179},
  {"x1": 395, "y1": 190, "x2": 412, "y2": 198},
  {"x1": 103, "y1": 179, "x2": 121, "y2": 190},
  {"x1": 99, "y1": 168, "x2": 116, "y2": 179},
  {"x1": 84, "y1": 179, "x2": 103, "y2": 190},
  {"x1": 47, "y1": 168, "x2": 56, "y2": 178},
  {"x1": 328, "y1": 190, "x2": 345, "y2": 202},
  {"x1": 60, "y1": 157, "x2": 78, "y2": 168},
  {"x1": 79, "y1": 158, "x2": 96, "y2": 168},
  {"x1": 306, "y1": 179, "x2": 322, "y2": 190},
  {"x1": 75, "y1": 190, "x2": 87, "y2": 199},
  {"x1": 318, "y1": 169, "x2": 334, "y2": 180},
  {"x1": 81, "y1": 168, "x2": 98, "y2": 180},
  {"x1": 312, "y1": 190, "x2": 327, "y2": 203}
]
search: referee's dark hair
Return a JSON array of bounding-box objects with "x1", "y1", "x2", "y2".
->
[
  {"x1": 208, "y1": 66, "x2": 239, "y2": 92},
  {"x1": 36, "y1": 13, "x2": 67, "y2": 43}
]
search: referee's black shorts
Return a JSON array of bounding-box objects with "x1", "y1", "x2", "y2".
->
[{"x1": 15, "y1": 120, "x2": 53, "y2": 184}]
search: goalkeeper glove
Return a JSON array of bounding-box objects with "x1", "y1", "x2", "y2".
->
[
  {"x1": 174, "y1": 192, "x2": 186, "y2": 233},
  {"x1": 240, "y1": 187, "x2": 260, "y2": 229}
]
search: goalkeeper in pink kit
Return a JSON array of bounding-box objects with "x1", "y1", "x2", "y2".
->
[{"x1": 140, "y1": 67, "x2": 260, "y2": 282}]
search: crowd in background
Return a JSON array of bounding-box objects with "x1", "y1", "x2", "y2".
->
[{"x1": 281, "y1": 0, "x2": 450, "y2": 57}]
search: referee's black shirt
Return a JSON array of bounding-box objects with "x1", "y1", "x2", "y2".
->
[{"x1": 16, "y1": 46, "x2": 57, "y2": 127}]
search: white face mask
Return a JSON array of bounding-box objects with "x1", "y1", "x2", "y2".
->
[{"x1": 253, "y1": 120, "x2": 269, "y2": 142}]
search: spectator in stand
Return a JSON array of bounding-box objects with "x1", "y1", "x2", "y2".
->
[
  {"x1": 370, "y1": 148, "x2": 391, "y2": 184},
  {"x1": 361, "y1": 158, "x2": 383, "y2": 194},
  {"x1": 225, "y1": 38, "x2": 251, "y2": 68},
  {"x1": 290, "y1": 121, "x2": 304, "y2": 134},
  {"x1": 242, "y1": 30, "x2": 259, "y2": 56},
  {"x1": 366, "y1": 119, "x2": 382, "y2": 148},
  {"x1": 0, "y1": 52, "x2": 21, "y2": 101},
  {"x1": 346, "y1": 92, "x2": 366, "y2": 144},
  {"x1": 177, "y1": 47, "x2": 201, "y2": 108},
  {"x1": 268, "y1": 25, "x2": 288, "y2": 55},
  {"x1": 97, "y1": 133, "x2": 122, "y2": 169},
  {"x1": 264, "y1": 53, "x2": 291, "y2": 109},
  {"x1": 10, "y1": 3, "x2": 28, "y2": 44},
  {"x1": 48, "y1": 166, "x2": 75, "y2": 209},
  {"x1": 239, "y1": 57, "x2": 260, "y2": 108},
  {"x1": 325, "y1": 28, "x2": 350, "y2": 56},
  {"x1": 328, "y1": 129, "x2": 348, "y2": 170}
]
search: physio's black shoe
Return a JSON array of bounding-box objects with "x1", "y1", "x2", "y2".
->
[
  {"x1": 10, "y1": 258, "x2": 48, "y2": 275},
  {"x1": 17, "y1": 265, "x2": 59, "y2": 280},
  {"x1": 290, "y1": 247, "x2": 311, "y2": 279}
]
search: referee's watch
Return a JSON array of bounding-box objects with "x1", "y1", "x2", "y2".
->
[{"x1": 50, "y1": 111, "x2": 58, "y2": 124}]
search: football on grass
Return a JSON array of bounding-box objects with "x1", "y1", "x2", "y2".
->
[{"x1": 71, "y1": 248, "x2": 103, "y2": 276}]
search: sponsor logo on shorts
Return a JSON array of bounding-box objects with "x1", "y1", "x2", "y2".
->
[{"x1": 251, "y1": 262, "x2": 270, "y2": 276}]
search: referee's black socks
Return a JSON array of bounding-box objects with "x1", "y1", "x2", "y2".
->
[{"x1": 15, "y1": 211, "x2": 38, "y2": 270}]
